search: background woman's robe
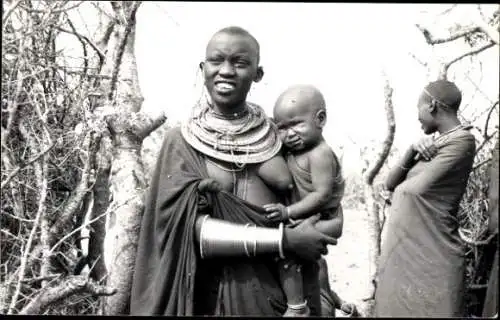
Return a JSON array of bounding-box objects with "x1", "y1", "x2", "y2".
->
[{"x1": 375, "y1": 128, "x2": 475, "y2": 317}]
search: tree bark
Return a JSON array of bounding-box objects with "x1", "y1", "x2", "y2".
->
[
  {"x1": 93, "y1": 2, "x2": 166, "y2": 314},
  {"x1": 19, "y1": 275, "x2": 116, "y2": 315},
  {"x1": 360, "y1": 73, "x2": 396, "y2": 317}
]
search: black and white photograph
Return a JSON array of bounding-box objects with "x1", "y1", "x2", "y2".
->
[{"x1": 1, "y1": 1, "x2": 498, "y2": 317}]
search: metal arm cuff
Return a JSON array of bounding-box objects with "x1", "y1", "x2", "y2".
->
[{"x1": 197, "y1": 215, "x2": 285, "y2": 259}]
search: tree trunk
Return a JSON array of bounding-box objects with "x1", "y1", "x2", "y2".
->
[
  {"x1": 360, "y1": 73, "x2": 396, "y2": 317},
  {"x1": 94, "y1": 2, "x2": 166, "y2": 314}
]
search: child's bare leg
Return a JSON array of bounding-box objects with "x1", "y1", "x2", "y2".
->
[
  {"x1": 318, "y1": 243, "x2": 359, "y2": 317},
  {"x1": 277, "y1": 258, "x2": 310, "y2": 317}
]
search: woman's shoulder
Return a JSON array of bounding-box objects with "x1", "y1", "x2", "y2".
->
[
  {"x1": 437, "y1": 126, "x2": 476, "y2": 157},
  {"x1": 440, "y1": 126, "x2": 476, "y2": 146}
]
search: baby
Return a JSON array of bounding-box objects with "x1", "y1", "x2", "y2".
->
[{"x1": 264, "y1": 84, "x2": 345, "y2": 317}]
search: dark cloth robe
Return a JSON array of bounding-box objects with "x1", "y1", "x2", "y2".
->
[
  {"x1": 129, "y1": 127, "x2": 320, "y2": 316},
  {"x1": 483, "y1": 138, "x2": 499, "y2": 318},
  {"x1": 482, "y1": 248, "x2": 498, "y2": 318},
  {"x1": 375, "y1": 128, "x2": 476, "y2": 317}
]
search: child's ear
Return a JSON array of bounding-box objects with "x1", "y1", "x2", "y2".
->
[
  {"x1": 315, "y1": 109, "x2": 327, "y2": 127},
  {"x1": 199, "y1": 61, "x2": 204, "y2": 71},
  {"x1": 254, "y1": 66, "x2": 264, "y2": 83}
]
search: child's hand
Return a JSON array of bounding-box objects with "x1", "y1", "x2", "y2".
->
[{"x1": 263, "y1": 203, "x2": 289, "y2": 222}]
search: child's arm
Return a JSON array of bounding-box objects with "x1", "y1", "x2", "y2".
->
[{"x1": 286, "y1": 146, "x2": 337, "y2": 220}]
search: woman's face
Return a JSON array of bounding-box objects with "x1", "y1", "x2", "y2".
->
[
  {"x1": 202, "y1": 33, "x2": 261, "y2": 111},
  {"x1": 417, "y1": 93, "x2": 437, "y2": 135}
]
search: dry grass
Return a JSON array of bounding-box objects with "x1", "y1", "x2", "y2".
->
[{"x1": 324, "y1": 209, "x2": 371, "y2": 316}]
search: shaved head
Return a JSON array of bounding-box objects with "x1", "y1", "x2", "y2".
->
[
  {"x1": 207, "y1": 26, "x2": 260, "y2": 63},
  {"x1": 421, "y1": 80, "x2": 462, "y2": 112},
  {"x1": 273, "y1": 84, "x2": 328, "y2": 151},
  {"x1": 274, "y1": 84, "x2": 326, "y2": 117}
]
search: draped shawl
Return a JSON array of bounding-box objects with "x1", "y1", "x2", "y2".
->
[{"x1": 129, "y1": 127, "x2": 320, "y2": 316}]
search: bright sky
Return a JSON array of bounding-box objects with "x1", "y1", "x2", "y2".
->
[{"x1": 70, "y1": 2, "x2": 500, "y2": 174}]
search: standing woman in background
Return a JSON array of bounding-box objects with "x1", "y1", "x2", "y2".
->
[{"x1": 375, "y1": 80, "x2": 476, "y2": 317}]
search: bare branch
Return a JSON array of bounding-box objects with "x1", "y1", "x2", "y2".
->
[
  {"x1": 1, "y1": 142, "x2": 55, "y2": 190},
  {"x1": 18, "y1": 275, "x2": 116, "y2": 315},
  {"x1": 439, "y1": 41, "x2": 496, "y2": 80},
  {"x1": 108, "y1": 1, "x2": 141, "y2": 101},
  {"x1": 477, "y1": 130, "x2": 499, "y2": 155},
  {"x1": 473, "y1": 158, "x2": 493, "y2": 171},
  {"x1": 129, "y1": 112, "x2": 167, "y2": 140},
  {"x1": 96, "y1": 20, "x2": 115, "y2": 51},
  {"x1": 365, "y1": 73, "x2": 396, "y2": 185},
  {"x1": 18, "y1": 1, "x2": 85, "y2": 14},
  {"x1": 49, "y1": 131, "x2": 101, "y2": 237},
  {"x1": 1, "y1": 64, "x2": 25, "y2": 149},
  {"x1": 416, "y1": 23, "x2": 481, "y2": 45},
  {"x1": 485, "y1": 101, "x2": 500, "y2": 138},
  {"x1": 475, "y1": 9, "x2": 500, "y2": 44},
  {"x1": 2, "y1": 0, "x2": 23, "y2": 29},
  {"x1": 408, "y1": 51, "x2": 428, "y2": 68},
  {"x1": 478, "y1": 24, "x2": 499, "y2": 45},
  {"x1": 55, "y1": 20, "x2": 105, "y2": 65},
  {"x1": 48, "y1": 203, "x2": 111, "y2": 256},
  {"x1": 7, "y1": 153, "x2": 49, "y2": 314}
]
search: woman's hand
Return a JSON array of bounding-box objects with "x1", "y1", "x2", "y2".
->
[
  {"x1": 198, "y1": 178, "x2": 222, "y2": 193},
  {"x1": 263, "y1": 203, "x2": 288, "y2": 222},
  {"x1": 283, "y1": 214, "x2": 337, "y2": 261},
  {"x1": 412, "y1": 136, "x2": 438, "y2": 161}
]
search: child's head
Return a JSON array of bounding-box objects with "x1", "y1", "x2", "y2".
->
[
  {"x1": 416, "y1": 80, "x2": 462, "y2": 135},
  {"x1": 273, "y1": 85, "x2": 327, "y2": 152}
]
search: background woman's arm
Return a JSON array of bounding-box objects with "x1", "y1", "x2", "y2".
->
[{"x1": 384, "y1": 146, "x2": 418, "y2": 191}]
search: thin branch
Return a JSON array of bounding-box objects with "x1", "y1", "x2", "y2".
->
[
  {"x1": 484, "y1": 101, "x2": 500, "y2": 138},
  {"x1": 408, "y1": 51, "x2": 428, "y2": 68},
  {"x1": 473, "y1": 158, "x2": 492, "y2": 171},
  {"x1": 416, "y1": 24, "x2": 482, "y2": 45},
  {"x1": 18, "y1": 1, "x2": 84, "y2": 14},
  {"x1": 1, "y1": 142, "x2": 55, "y2": 190},
  {"x1": 48, "y1": 202, "x2": 111, "y2": 256},
  {"x1": 49, "y1": 131, "x2": 101, "y2": 237},
  {"x1": 108, "y1": 1, "x2": 141, "y2": 101},
  {"x1": 2, "y1": 0, "x2": 23, "y2": 29},
  {"x1": 18, "y1": 275, "x2": 116, "y2": 315},
  {"x1": 476, "y1": 130, "x2": 498, "y2": 155},
  {"x1": 439, "y1": 41, "x2": 496, "y2": 80},
  {"x1": 58, "y1": 18, "x2": 105, "y2": 64},
  {"x1": 129, "y1": 111, "x2": 167, "y2": 140},
  {"x1": 464, "y1": 71, "x2": 495, "y2": 104},
  {"x1": 475, "y1": 10, "x2": 500, "y2": 45},
  {"x1": 365, "y1": 73, "x2": 396, "y2": 185},
  {"x1": 7, "y1": 155, "x2": 49, "y2": 314},
  {"x1": 95, "y1": 17, "x2": 116, "y2": 53},
  {"x1": 1, "y1": 61, "x2": 25, "y2": 149}
]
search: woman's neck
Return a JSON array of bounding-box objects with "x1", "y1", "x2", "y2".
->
[
  {"x1": 437, "y1": 115, "x2": 461, "y2": 134},
  {"x1": 211, "y1": 101, "x2": 248, "y2": 119}
]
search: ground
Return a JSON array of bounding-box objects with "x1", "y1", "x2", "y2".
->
[{"x1": 324, "y1": 208, "x2": 371, "y2": 316}]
